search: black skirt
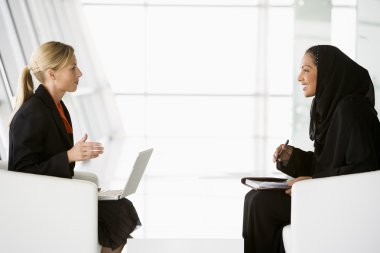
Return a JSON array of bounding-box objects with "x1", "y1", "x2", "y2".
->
[{"x1": 98, "y1": 198, "x2": 141, "y2": 250}]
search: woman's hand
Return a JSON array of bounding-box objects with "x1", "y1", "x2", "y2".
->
[
  {"x1": 272, "y1": 144, "x2": 293, "y2": 163},
  {"x1": 67, "y1": 134, "x2": 104, "y2": 163},
  {"x1": 285, "y1": 176, "x2": 312, "y2": 195}
]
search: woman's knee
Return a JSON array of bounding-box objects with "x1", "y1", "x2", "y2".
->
[
  {"x1": 245, "y1": 190, "x2": 287, "y2": 213},
  {"x1": 244, "y1": 189, "x2": 258, "y2": 202}
]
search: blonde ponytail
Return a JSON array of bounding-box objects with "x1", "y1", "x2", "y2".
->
[
  {"x1": 9, "y1": 66, "x2": 34, "y2": 123},
  {"x1": 16, "y1": 66, "x2": 34, "y2": 109}
]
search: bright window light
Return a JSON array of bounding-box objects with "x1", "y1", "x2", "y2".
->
[
  {"x1": 147, "y1": 6, "x2": 258, "y2": 94},
  {"x1": 331, "y1": 7, "x2": 357, "y2": 59}
]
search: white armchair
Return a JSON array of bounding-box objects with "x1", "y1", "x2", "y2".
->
[
  {"x1": 0, "y1": 160, "x2": 101, "y2": 253},
  {"x1": 283, "y1": 170, "x2": 380, "y2": 253}
]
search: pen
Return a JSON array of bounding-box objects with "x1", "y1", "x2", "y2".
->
[{"x1": 276, "y1": 139, "x2": 289, "y2": 162}]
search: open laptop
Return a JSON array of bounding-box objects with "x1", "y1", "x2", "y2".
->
[{"x1": 98, "y1": 148, "x2": 153, "y2": 200}]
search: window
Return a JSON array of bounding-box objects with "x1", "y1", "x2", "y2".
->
[
  {"x1": 0, "y1": 0, "x2": 25, "y2": 95},
  {"x1": 83, "y1": 1, "x2": 295, "y2": 237},
  {"x1": 0, "y1": 55, "x2": 12, "y2": 160}
]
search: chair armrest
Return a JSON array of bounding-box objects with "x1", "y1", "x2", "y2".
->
[
  {"x1": 0, "y1": 160, "x2": 7, "y2": 170},
  {"x1": 0, "y1": 170, "x2": 98, "y2": 253},
  {"x1": 282, "y1": 225, "x2": 291, "y2": 253},
  {"x1": 291, "y1": 171, "x2": 380, "y2": 253},
  {"x1": 73, "y1": 170, "x2": 99, "y2": 186}
]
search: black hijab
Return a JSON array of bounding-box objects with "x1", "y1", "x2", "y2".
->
[{"x1": 307, "y1": 45, "x2": 375, "y2": 154}]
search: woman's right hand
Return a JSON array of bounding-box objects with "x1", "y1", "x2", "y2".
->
[
  {"x1": 272, "y1": 144, "x2": 293, "y2": 163},
  {"x1": 67, "y1": 134, "x2": 104, "y2": 163}
]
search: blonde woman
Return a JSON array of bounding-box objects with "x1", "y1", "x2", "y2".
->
[{"x1": 8, "y1": 41, "x2": 140, "y2": 253}]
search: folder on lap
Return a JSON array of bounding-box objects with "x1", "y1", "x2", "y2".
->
[{"x1": 241, "y1": 177, "x2": 290, "y2": 190}]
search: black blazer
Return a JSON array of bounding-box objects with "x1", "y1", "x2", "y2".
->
[{"x1": 8, "y1": 85, "x2": 75, "y2": 178}]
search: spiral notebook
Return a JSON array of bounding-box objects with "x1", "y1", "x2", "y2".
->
[{"x1": 98, "y1": 148, "x2": 153, "y2": 200}]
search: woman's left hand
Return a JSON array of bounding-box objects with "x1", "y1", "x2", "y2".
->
[{"x1": 285, "y1": 176, "x2": 312, "y2": 195}]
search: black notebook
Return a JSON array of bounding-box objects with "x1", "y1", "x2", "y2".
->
[{"x1": 241, "y1": 177, "x2": 290, "y2": 190}]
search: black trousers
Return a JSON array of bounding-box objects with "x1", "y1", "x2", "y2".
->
[{"x1": 242, "y1": 189, "x2": 291, "y2": 253}]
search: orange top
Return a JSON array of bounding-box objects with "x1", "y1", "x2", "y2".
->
[{"x1": 56, "y1": 102, "x2": 73, "y2": 134}]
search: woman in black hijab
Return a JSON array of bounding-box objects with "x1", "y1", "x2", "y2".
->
[{"x1": 242, "y1": 45, "x2": 380, "y2": 253}]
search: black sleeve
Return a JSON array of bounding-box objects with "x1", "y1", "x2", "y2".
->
[
  {"x1": 277, "y1": 147, "x2": 314, "y2": 178},
  {"x1": 9, "y1": 108, "x2": 72, "y2": 178},
  {"x1": 312, "y1": 115, "x2": 380, "y2": 178}
]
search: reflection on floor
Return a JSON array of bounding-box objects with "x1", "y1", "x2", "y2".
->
[
  {"x1": 76, "y1": 137, "x2": 284, "y2": 251},
  {"x1": 126, "y1": 239, "x2": 243, "y2": 253}
]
